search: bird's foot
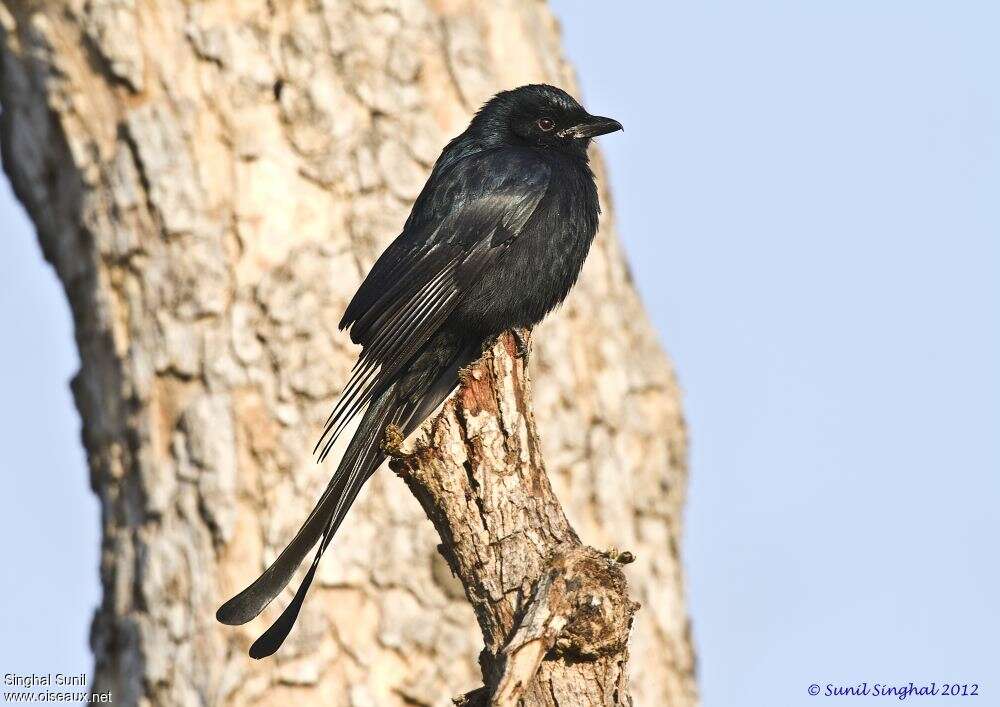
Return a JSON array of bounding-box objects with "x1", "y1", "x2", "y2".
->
[
  {"x1": 511, "y1": 328, "x2": 532, "y2": 361},
  {"x1": 601, "y1": 546, "x2": 636, "y2": 565}
]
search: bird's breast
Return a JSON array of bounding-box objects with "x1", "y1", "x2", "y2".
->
[{"x1": 452, "y1": 162, "x2": 600, "y2": 336}]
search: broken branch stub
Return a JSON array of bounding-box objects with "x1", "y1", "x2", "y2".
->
[{"x1": 389, "y1": 332, "x2": 640, "y2": 706}]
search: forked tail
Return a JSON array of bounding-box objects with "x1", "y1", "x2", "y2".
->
[{"x1": 216, "y1": 332, "x2": 477, "y2": 657}]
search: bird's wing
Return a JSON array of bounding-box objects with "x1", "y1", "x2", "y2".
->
[{"x1": 315, "y1": 148, "x2": 550, "y2": 460}]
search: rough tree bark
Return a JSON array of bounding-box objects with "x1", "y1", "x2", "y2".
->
[
  {"x1": 388, "y1": 331, "x2": 641, "y2": 706},
  {"x1": 0, "y1": 1, "x2": 696, "y2": 706}
]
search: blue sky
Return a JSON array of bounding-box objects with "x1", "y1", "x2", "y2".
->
[
  {"x1": 2, "y1": 2, "x2": 998, "y2": 706},
  {"x1": 552, "y1": 2, "x2": 999, "y2": 704}
]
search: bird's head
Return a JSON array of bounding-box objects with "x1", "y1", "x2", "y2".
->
[{"x1": 468, "y1": 84, "x2": 622, "y2": 157}]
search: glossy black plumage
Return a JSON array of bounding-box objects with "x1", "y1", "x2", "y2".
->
[{"x1": 216, "y1": 84, "x2": 621, "y2": 657}]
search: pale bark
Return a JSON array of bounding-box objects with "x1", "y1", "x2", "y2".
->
[{"x1": 0, "y1": 1, "x2": 696, "y2": 706}]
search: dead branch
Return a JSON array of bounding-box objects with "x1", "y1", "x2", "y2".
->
[{"x1": 390, "y1": 332, "x2": 640, "y2": 706}]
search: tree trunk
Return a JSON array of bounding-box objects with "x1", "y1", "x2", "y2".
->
[{"x1": 0, "y1": 1, "x2": 696, "y2": 706}]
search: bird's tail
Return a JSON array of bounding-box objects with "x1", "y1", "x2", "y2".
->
[{"x1": 216, "y1": 332, "x2": 477, "y2": 657}]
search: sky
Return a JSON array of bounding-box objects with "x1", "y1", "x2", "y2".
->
[{"x1": 1, "y1": 2, "x2": 998, "y2": 706}]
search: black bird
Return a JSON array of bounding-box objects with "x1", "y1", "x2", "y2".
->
[{"x1": 217, "y1": 84, "x2": 622, "y2": 657}]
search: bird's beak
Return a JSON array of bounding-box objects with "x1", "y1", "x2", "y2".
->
[{"x1": 557, "y1": 115, "x2": 624, "y2": 140}]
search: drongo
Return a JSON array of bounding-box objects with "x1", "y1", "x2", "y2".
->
[{"x1": 217, "y1": 83, "x2": 622, "y2": 657}]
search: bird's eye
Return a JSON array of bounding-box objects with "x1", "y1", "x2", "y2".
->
[{"x1": 536, "y1": 117, "x2": 555, "y2": 132}]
